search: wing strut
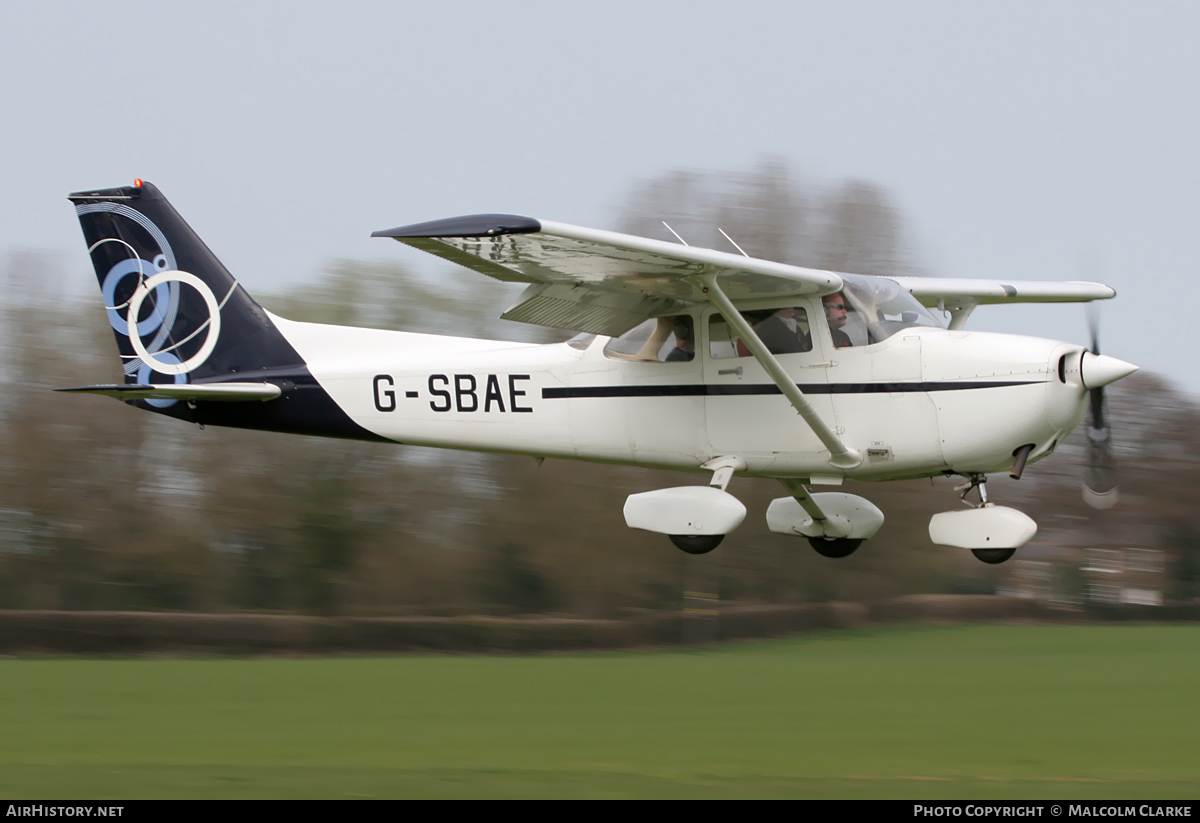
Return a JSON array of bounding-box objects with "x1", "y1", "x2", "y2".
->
[
  {"x1": 777, "y1": 478, "x2": 849, "y2": 537},
  {"x1": 700, "y1": 273, "x2": 862, "y2": 469},
  {"x1": 947, "y1": 303, "x2": 976, "y2": 330}
]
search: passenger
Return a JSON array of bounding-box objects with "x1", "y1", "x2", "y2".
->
[
  {"x1": 823, "y1": 293, "x2": 853, "y2": 348},
  {"x1": 748, "y1": 306, "x2": 810, "y2": 355},
  {"x1": 664, "y1": 316, "x2": 695, "y2": 362}
]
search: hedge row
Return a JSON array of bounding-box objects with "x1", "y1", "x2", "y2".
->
[
  {"x1": 0, "y1": 597, "x2": 1193, "y2": 655},
  {"x1": 870, "y1": 594, "x2": 1200, "y2": 623},
  {"x1": 0, "y1": 603, "x2": 863, "y2": 655}
]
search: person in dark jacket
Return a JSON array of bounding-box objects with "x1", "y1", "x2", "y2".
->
[
  {"x1": 823, "y1": 293, "x2": 854, "y2": 348},
  {"x1": 739, "y1": 306, "x2": 811, "y2": 356}
]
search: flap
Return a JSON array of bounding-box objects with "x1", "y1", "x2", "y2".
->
[{"x1": 499, "y1": 282, "x2": 687, "y2": 337}]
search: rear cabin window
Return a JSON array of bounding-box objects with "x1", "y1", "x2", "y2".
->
[
  {"x1": 603, "y1": 316, "x2": 697, "y2": 362},
  {"x1": 709, "y1": 306, "x2": 812, "y2": 359}
]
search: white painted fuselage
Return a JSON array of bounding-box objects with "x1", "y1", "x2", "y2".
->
[{"x1": 272, "y1": 295, "x2": 1092, "y2": 483}]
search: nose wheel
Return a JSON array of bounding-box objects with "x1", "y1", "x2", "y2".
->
[{"x1": 940, "y1": 475, "x2": 1027, "y2": 563}]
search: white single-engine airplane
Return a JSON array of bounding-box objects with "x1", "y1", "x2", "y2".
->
[{"x1": 62, "y1": 181, "x2": 1137, "y2": 564}]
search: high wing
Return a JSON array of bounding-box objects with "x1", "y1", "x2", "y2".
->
[
  {"x1": 890, "y1": 276, "x2": 1116, "y2": 329},
  {"x1": 372, "y1": 215, "x2": 842, "y2": 336},
  {"x1": 892, "y1": 276, "x2": 1115, "y2": 309}
]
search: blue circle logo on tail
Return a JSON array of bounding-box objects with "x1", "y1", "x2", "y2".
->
[{"x1": 78, "y1": 202, "x2": 226, "y2": 406}]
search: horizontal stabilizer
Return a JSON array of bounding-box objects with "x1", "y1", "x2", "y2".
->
[{"x1": 55, "y1": 382, "x2": 282, "y2": 402}]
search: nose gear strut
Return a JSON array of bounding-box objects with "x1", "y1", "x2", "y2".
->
[{"x1": 954, "y1": 473, "x2": 990, "y2": 508}]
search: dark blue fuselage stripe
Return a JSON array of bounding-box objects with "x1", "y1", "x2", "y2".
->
[{"x1": 541, "y1": 380, "x2": 1043, "y2": 399}]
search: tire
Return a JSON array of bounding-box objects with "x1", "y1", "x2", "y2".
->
[
  {"x1": 972, "y1": 548, "x2": 1016, "y2": 565},
  {"x1": 669, "y1": 534, "x2": 724, "y2": 554},
  {"x1": 807, "y1": 537, "x2": 863, "y2": 558}
]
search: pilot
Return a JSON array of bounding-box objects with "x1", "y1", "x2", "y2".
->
[
  {"x1": 823, "y1": 293, "x2": 853, "y2": 348},
  {"x1": 664, "y1": 316, "x2": 695, "y2": 362},
  {"x1": 751, "y1": 306, "x2": 811, "y2": 355}
]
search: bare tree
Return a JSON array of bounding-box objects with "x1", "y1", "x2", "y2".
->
[{"x1": 618, "y1": 156, "x2": 916, "y2": 278}]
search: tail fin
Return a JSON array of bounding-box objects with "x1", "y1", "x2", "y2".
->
[
  {"x1": 66, "y1": 180, "x2": 383, "y2": 441},
  {"x1": 69, "y1": 180, "x2": 301, "y2": 383}
]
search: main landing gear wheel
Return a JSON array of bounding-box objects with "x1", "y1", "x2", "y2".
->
[
  {"x1": 807, "y1": 537, "x2": 863, "y2": 558},
  {"x1": 971, "y1": 548, "x2": 1016, "y2": 565},
  {"x1": 670, "y1": 534, "x2": 724, "y2": 554}
]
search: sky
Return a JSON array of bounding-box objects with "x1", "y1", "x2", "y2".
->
[{"x1": 1, "y1": 0, "x2": 1196, "y2": 393}]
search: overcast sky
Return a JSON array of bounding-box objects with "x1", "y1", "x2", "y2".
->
[{"x1": 1, "y1": 1, "x2": 1195, "y2": 393}]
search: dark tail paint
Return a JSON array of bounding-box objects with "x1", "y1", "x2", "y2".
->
[{"x1": 68, "y1": 181, "x2": 384, "y2": 441}]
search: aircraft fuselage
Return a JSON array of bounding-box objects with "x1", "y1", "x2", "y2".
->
[{"x1": 271, "y1": 308, "x2": 1089, "y2": 483}]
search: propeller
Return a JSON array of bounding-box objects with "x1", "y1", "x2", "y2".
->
[{"x1": 1081, "y1": 302, "x2": 1119, "y2": 509}]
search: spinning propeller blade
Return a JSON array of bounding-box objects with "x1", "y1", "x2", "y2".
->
[{"x1": 1081, "y1": 302, "x2": 1119, "y2": 509}]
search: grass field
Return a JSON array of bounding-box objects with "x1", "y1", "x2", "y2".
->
[{"x1": 1, "y1": 625, "x2": 1197, "y2": 799}]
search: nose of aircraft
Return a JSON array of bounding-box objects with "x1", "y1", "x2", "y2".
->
[{"x1": 1080, "y1": 352, "x2": 1139, "y2": 390}]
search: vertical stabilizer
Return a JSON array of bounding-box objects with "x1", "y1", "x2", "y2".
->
[
  {"x1": 66, "y1": 180, "x2": 383, "y2": 441},
  {"x1": 69, "y1": 180, "x2": 301, "y2": 382}
]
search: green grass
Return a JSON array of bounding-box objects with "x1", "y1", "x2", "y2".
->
[{"x1": 1, "y1": 625, "x2": 1197, "y2": 798}]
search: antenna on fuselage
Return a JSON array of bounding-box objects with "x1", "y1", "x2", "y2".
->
[
  {"x1": 662, "y1": 221, "x2": 689, "y2": 246},
  {"x1": 718, "y1": 228, "x2": 750, "y2": 258}
]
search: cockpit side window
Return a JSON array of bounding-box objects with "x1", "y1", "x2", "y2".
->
[
  {"x1": 709, "y1": 306, "x2": 812, "y2": 359},
  {"x1": 603, "y1": 315, "x2": 697, "y2": 362},
  {"x1": 835, "y1": 272, "x2": 946, "y2": 346}
]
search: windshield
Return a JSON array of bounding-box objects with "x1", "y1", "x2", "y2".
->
[{"x1": 835, "y1": 272, "x2": 944, "y2": 346}]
